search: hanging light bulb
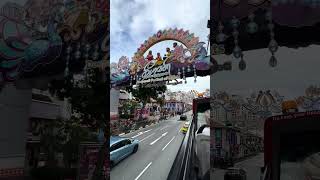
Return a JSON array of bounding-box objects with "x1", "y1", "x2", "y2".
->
[
  {"x1": 230, "y1": 16, "x2": 240, "y2": 29},
  {"x1": 239, "y1": 54, "x2": 246, "y2": 71},
  {"x1": 269, "y1": 55, "x2": 277, "y2": 67},
  {"x1": 216, "y1": 22, "x2": 227, "y2": 43},
  {"x1": 182, "y1": 67, "x2": 185, "y2": 80},
  {"x1": 266, "y1": 10, "x2": 279, "y2": 67},
  {"x1": 187, "y1": 66, "x2": 191, "y2": 72},
  {"x1": 246, "y1": 13, "x2": 258, "y2": 34},
  {"x1": 231, "y1": 16, "x2": 242, "y2": 59},
  {"x1": 233, "y1": 46, "x2": 242, "y2": 59},
  {"x1": 268, "y1": 39, "x2": 278, "y2": 53}
]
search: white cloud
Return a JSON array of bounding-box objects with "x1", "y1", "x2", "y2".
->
[
  {"x1": 167, "y1": 76, "x2": 210, "y2": 92},
  {"x1": 110, "y1": 0, "x2": 209, "y2": 58},
  {"x1": 212, "y1": 45, "x2": 320, "y2": 99}
]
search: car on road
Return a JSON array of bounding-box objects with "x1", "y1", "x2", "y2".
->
[
  {"x1": 224, "y1": 168, "x2": 247, "y2": 180},
  {"x1": 179, "y1": 114, "x2": 187, "y2": 121},
  {"x1": 110, "y1": 136, "x2": 139, "y2": 167},
  {"x1": 180, "y1": 121, "x2": 190, "y2": 133}
]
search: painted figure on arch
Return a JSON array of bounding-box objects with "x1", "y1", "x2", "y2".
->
[
  {"x1": 164, "y1": 47, "x2": 171, "y2": 61},
  {"x1": 156, "y1": 53, "x2": 163, "y2": 65},
  {"x1": 146, "y1": 50, "x2": 154, "y2": 62}
]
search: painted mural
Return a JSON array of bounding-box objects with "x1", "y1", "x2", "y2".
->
[
  {"x1": 111, "y1": 29, "x2": 212, "y2": 87},
  {"x1": 0, "y1": 0, "x2": 108, "y2": 85}
]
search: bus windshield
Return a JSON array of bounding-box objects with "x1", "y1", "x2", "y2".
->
[{"x1": 280, "y1": 130, "x2": 320, "y2": 180}]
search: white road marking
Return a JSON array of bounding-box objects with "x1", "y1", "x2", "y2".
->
[
  {"x1": 134, "y1": 162, "x2": 152, "y2": 180},
  {"x1": 150, "y1": 132, "x2": 168, "y2": 145},
  {"x1": 162, "y1": 136, "x2": 176, "y2": 151},
  {"x1": 159, "y1": 126, "x2": 167, "y2": 131},
  {"x1": 144, "y1": 129, "x2": 153, "y2": 133},
  {"x1": 131, "y1": 129, "x2": 152, "y2": 138},
  {"x1": 140, "y1": 133, "x2": 155, "y2": 142},
  {"x1": 132, "y1": 132, "x2": 143, "y2": 138}
]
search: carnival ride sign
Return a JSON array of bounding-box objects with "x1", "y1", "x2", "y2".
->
[{"x1": 136, "y1": 59, "x2": 179, "y2": 84}]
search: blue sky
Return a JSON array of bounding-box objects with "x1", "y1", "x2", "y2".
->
[{"x1": 110, "y1": 0, "x2": 210, "y2": 92}]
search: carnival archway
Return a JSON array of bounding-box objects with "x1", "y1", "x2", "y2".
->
[{"x1": 111, "y1": 28, "x2": 212, "y2": 87}]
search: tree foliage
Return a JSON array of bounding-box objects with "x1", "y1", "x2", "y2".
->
[
  {"x1": 49, "y1": 68, "x2": 108, "y2": 131},
  {"x1": 48, "y1": 68, "x2": 108, "y2": 180},
  {"x1": 130, "y1": 85, "x2": 167, "y2": 106}
]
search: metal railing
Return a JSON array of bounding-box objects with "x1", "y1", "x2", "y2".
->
[{"x1": 167, "y1": 115, "x2": 197, "y2": 180}]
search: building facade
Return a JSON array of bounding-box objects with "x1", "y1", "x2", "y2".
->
[{"x1": 164, "y1": 100, "x2": 185, "y2": 114}]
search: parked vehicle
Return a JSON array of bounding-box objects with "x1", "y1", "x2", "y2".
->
[
  {"x1": 224, "y1": 168, "x2": 247, "y2": 180},
  {"x1": 179, "y1": 114, "x2": 187, "y2": 121},
  {"x1": 110, "y1": 136, "x2": 139, "y2": 167}
]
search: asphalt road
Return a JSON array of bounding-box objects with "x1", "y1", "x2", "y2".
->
[
  {"x1": 110, "y1": 112, "x2": 192, "y2": 180},
  {"x1": 211, "y1": 153, "x2": 264, "y2": 180}
]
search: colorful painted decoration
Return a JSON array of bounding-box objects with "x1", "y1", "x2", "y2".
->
[
  {"x1": 111, "y1": 29, "x2": 212, "y2": 87},
  {"x1": 0, "y1": 0, "x2": 108, "y2": 85}
]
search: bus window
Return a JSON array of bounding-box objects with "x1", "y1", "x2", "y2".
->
[{"x1": 280, "y1": 130, "x2": 320, "y2": 180}]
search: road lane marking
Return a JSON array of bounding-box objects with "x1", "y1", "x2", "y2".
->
[
  {"x1": 159, "y1": 126, "x2": 167, "y2": 131},
  {"x1": 132, "y1": 132, "x2": 143, "y2": 138},
  {"x1": 134, "y1": 162, "x2": 152, "y2": 180},
  {"x1": 162, "y1": 136, "x2": 176, "y2": 151},
  {"x1": 140, "y1": 133, "x2": 155, "y2": 142},
  {"x1": 131, "y1": 129, "x2": 153, "y2": 138},
  {"x1": 144, "y1": 129, "x2": 152, "y2": 133},
  {"x1": 150, "y1": 132, "x2": 168, "y2": 145}
]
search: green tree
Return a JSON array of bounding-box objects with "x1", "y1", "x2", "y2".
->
[
  {"x1": 130, "y1": 85, "x2": 167, "y2": 109},
  {"x1": 49, "y1": 67, "x2": 108, "y2": 180},
  {"x1": 128, "y1": 85, "x2": 166, "y2": 126},
  {"x1": 156, "y1": 96, "x2": 165, "y2": 115}
]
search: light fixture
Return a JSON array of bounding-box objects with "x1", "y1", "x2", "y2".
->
[
  {"x1": 247, "y1": 13, "x2": 258, "y2": 34},
  {"x1": 266, "y1": 10, "x2": 278, "y2": 68},
  {"x1": 231, "y1": 16, "x2": 242, "y2": 59}
]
